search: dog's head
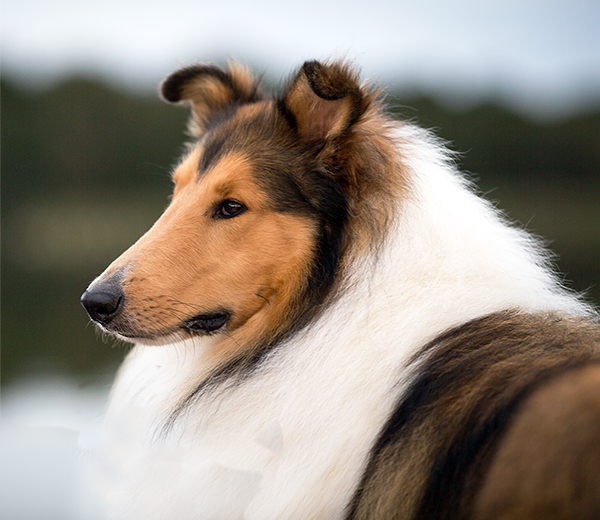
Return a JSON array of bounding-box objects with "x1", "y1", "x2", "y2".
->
[{"x1": 81, "y1": 60, "x2": 394, "y2": 355}]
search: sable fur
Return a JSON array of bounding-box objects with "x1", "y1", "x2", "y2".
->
[
  {"x1": 81, "y1": 59, "x2": 600, "y2": 519},
  {"x1": 348, "y1": 311, "x2": 600, "y2": 520},
  {"x1": 474, "y1": 362, "x2": 600, "y2": 520}
]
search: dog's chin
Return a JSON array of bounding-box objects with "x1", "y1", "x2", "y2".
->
[
  {"x1": 116, "y1": 332, "x2": 188, "y2": 347},
  {"x1": 103, "y1": 328, "x2": 224, "y2": 347}
]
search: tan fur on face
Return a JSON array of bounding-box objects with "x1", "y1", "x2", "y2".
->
[{"x1": 102, "y1": 149, "x2": 317, "y2": 358}]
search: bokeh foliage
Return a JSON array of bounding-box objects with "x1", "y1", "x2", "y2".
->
[{"x1": 2, "y1": 77, "x2": 599, "y2": 384}]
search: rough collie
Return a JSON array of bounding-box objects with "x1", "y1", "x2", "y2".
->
[{"x1": 81, "y1": 60, "x2": 600, "y2": 519}]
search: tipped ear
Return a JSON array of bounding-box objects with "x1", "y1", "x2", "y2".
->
[
  {"x1": 161, "y1": 62, "x2": 262, "y2": 135},
  {"x1": 279, "y1": 61, "x2": 369, "y2": 147}
]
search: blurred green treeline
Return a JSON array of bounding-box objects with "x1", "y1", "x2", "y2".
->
[{"x1": 2, "y1": 77, "x2": 599, "y2": 385}]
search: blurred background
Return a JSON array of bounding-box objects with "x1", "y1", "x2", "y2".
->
[{"x1": 2, "y1": 0, "x2": 599, "y2": 518}]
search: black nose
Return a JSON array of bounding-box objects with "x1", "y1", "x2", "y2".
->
[{"x1": 81, "y1": 286, "x2": 123, "y2": 325}]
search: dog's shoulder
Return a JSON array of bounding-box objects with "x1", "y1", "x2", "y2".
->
[{"x1": 349, "y1": 311, "x2": 600, "y2": 520}]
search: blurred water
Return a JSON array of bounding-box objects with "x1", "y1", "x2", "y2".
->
[{"x1": 0, "y1": 376, "x2": 112, "y2": 520}]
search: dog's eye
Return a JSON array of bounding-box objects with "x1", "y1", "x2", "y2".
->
[{"x1": 213, "y1": 199, "x2": 247, "y2": 219}]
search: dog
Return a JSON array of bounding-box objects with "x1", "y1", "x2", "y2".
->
[{"x1": 81, "y1": 60, "x2": 600, "y2": 519}]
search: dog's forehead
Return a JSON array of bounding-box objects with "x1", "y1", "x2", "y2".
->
[{"x1": 198, "y1": 100, "x2": 289, "y2": 173}]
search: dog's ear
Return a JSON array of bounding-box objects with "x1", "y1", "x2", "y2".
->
[
  {"x1": 161, "y1": 63, "x2": 262, "y2": 135},
  {"x1": 278, "y1": 61, "x2": 369, "y2": 152}
]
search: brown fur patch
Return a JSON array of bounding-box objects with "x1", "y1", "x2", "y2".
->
[
  {"x1": 473, "y1": 363, "x2": 600, "y2": 520},
  {"x1": 348, "y1": 312, "x2": 600, "y2": 520}
]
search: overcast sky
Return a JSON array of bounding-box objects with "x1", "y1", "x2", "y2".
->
[{"x1": 2, "y1": 0, "x2": 600, "y2": 117}]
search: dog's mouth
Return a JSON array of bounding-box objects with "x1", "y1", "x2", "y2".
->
[
  {"x1": 182, "y1": 311, "x2": 231, "y2": 335},
  {"x1": 97, "y1": 309, "x2": 232, "y2": 345}
]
